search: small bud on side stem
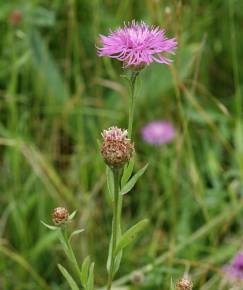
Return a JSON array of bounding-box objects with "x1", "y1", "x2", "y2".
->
[
  {"x1": 9, "y1": 10, "x2": 23, "y2": 26},
  {"x1": 52, "y1": 207, "x2": 69, "y2": 225},
  {"x1": 176, "y1": 278, "x2": 193, "y2": 290}
]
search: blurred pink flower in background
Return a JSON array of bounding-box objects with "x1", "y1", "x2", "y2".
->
[
  {"x1": 141, "y1": 121, "x2": 175, "y2": 145},
  {"x1": 223, "y1": 252, "x2": 243, "y2": 281},
  {"x1": 97, "y1": 20, "x2": 177, "y2": 68}
]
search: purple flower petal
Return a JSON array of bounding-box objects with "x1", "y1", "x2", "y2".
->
[{"x1": 97, "y1": 20, "x2": 177, "y2": 68}]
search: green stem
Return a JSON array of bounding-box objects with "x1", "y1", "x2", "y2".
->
[
  {"x1": 128, "y1": 71, "x2": 139, "y2": 139},
  {"x1": 107, "y1": 168, "x2": 121, "y2": 290},
  {"x1": 61, "y1": 228, "x2": 81, "y2": 284}
]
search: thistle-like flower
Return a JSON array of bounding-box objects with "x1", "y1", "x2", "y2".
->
[
  {"x1": 101, "y1": 127, "x2": 134, "y2": 168},
  {"x1": 97, "y1": 20, "x2": 177, "y2": 69},
  {"x1": 52, "y1": 207, "x2": 69, "y2": 225},
  {"x1": 176, "y1": 278, "x2": 193, "y2": 290}
]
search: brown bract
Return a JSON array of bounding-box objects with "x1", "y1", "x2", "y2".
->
[
  {"x1": 176, "y1": 278, "x2": 193, "y2": 290},
  {"x1": 52, "y1": 207, "x2": 69, "y2": 225}
]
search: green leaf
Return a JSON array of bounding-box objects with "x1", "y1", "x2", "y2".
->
[
  {"x1": 121, "y1": 156, "x2": 135, "y2": 187},
  {"x1": 40, "y1": 220, "x2": 59, "y2": 231},
  {"x1": 107, "y1": 200, "x2": 123, "y2": 275},
  {"x1": 81, "y1": 256, "x2": 91, "y2": 288},
  {"x1": 106, "y1": 220, "x2": 123, "y2": 275},
  {"x1": 68, "y1": 210, "x2": 77, "y2": 221},
  {"x1": 113, "y1": 222, "x2": 123, "y2": 275},
  {"x1": 120, "y1": 164, "x2": 148, "y2": 195},
  {"x1": 86, "y1": 262, "x2": 95, "y2": 290},
  {"x1": 113, "y1": 248, "x2": 123, "y2": 275},
  {"x1": 106, "y1": 232, "x2": 113, "y2": 273},
  {"x1": 58, "y1": 264, "x2": 79, "y2": 290},
  {"x1": 69, "y1": 229, "x2": 85, "y2": 242},
  {"x1": 106, "y1": 166, "x2": 114, "y2": 201},
  {"x1": 115, "y1": 219, "x2": 149, "y2": 255},
  {"x1": 170, "y1": 278, "x2": 175, "y2": 290}
]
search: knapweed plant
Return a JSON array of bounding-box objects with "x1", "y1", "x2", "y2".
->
[{"x1": 42, "y1": 20, "x2": 177, "y2": 290}]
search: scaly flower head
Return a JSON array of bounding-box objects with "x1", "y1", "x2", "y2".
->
[
  {"x1": 176, "y1": 278, "x2": 193, "y2": 290},
  {"x1": 97, "y1": 20, "x2": 177, "y2": 69},
  {"x1": 141, "y1": 120, "x2": 175, "y2": 146},
  {"x1": 52, "y1": 207, "x2": 69, "y2": 225},
  {"x1": 101, "y1": 127, "x2": 134, "y2": 168}
]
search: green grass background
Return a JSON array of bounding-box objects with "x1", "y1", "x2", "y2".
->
[{"x1": 0, "y1": 0, "x2": 243, "y2": 289}]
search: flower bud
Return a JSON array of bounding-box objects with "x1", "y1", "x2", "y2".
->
[
  {"x1": 131, "y1": 271, "x2": 144, "y2": 285},
  {"x1": 9, "y1": 10, "x2": 23, "y2": 26},
  {"x1": 101, "y1": 127, "x2": 134, "y2": 168},
  {"x1": 52, "y1": 207, "x2": 69, "y2": 225},
  {"x1": 176, "y1": 278, "x2": 193, "y2": 290}
]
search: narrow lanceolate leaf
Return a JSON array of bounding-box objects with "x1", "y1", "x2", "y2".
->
[
  {"x1": 113, "y1": 248, "x2": 123, "y2": 275},
  {"x1": 106, "y1": 166, "x2": 114, "y2": 201},
  {"x1": 106, "y1": 232, "x2": 113, "y2": 273},
  {"x1": 69, "y1": 229, "x2": 85, "y2": 242},
  {"x1": 81, "y1": 256, "x2": 91, "y2": 288},
  {"x1": 113, "y1": 223, "x2": 123, "y2": 275},
  {"x1": 115, "y1": 219, "x2": 149, "y2": 255},
  {"x1": 68, "y1": 210, "x2": 77, "y2": 221},
  {"x1": 120, "y1": 164, "x2": 148, "y2": 195},
  {"x1": 121, "y1": 156, "x2": 135, "y2": 187},
  {"x1": 86, "y1": 262, "x2": 95, "y2": 290},
  {"x1": 58, "y1": 264, "x2": 79, "y2": 290},
  {"x1": 40, "y1": 220, "x2": 59, "y2": 231},
  {"x1": 170, "y1": 278, "x2": 175, "y2": 290}
]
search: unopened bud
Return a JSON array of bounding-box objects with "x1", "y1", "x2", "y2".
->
[
  {"x1": 101, "y1": 127, "x2": 134, "y2": 168},
  {"x1": 52, "y1": 207, "x2": 69, "y2": 225},
  {"x1": 9, "y1": 10, "x2": 22, "y2": 26},
  {"x1": 131, "y1": 271, "x2": 144, "y2": 285},
  {"x1": 176, "y1": 278, "x2": 193, "y2": 290}
]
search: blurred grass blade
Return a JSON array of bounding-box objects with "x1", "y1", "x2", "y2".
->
[
  {"x1": 29, "y1": 29, "x2": 69, "y2": 105},
  {"x1": 0, "y1": 244, "x2": 51, "y2": 290}
]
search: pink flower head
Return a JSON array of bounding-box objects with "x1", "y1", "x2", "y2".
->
[
  {"x1": 223, "y1": 252, "x2": 243, "y2": 281},
  {"x1": 141, "y1": 121, "x2": 175, "y2": 146},
  {"x1": 97, "y1": 20, "x2": 177, "y2": 69}
]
